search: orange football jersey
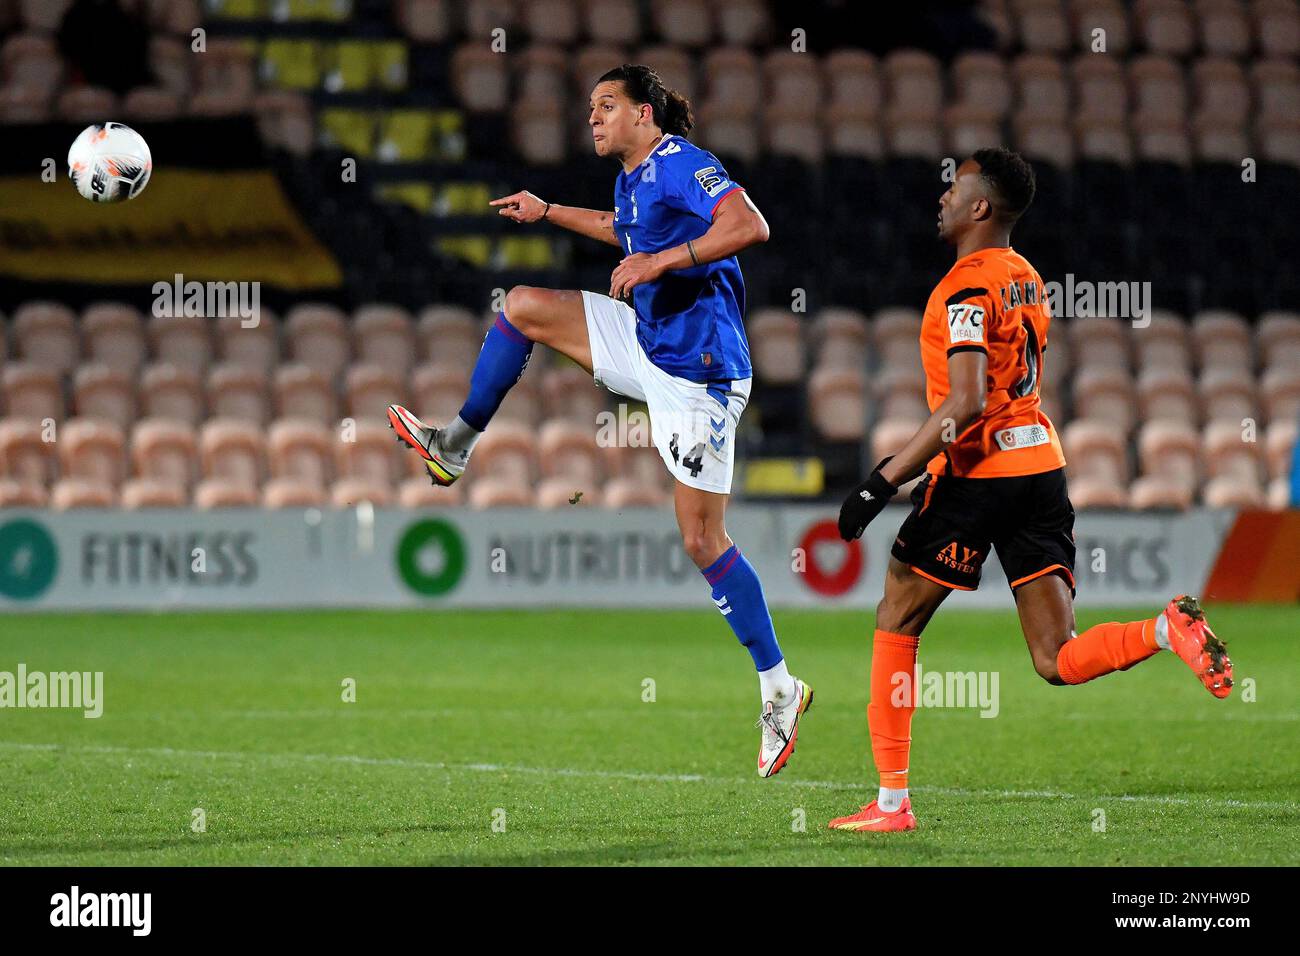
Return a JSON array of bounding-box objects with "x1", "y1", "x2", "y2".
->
[{"x1": 918, "y1": 246, "x2": 1066, "y2": 478}]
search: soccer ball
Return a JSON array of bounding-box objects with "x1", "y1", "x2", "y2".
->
[{"x1": 67, "y1": 122, "x2": 152, "y2": 203}]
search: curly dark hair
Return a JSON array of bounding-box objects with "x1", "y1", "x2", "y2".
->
[
  {"x1": 597, "y1": 64, "x2": 694, "y2": 136},
  {"x1": 970, "y1": 147, "x2": 1037, "y2": 223}
]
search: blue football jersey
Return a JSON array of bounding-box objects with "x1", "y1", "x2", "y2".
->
[{"x1": 611, "y1": 134, "x2": 752, "y2": 383}]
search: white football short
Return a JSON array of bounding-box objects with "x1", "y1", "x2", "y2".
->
[{"x1": 581, "y1": 290, "x2": 750, "y2": 495}]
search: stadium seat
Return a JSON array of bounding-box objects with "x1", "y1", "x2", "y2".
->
[
  {"x1": 1264, "y1": 419, "x2": 1298, "y2": 479},
  {"x1": 195, "y1": 478, "x2": 261, "y2": 509},
  {"x1": 140, "y1": 363, "x2": 205, "y2": 426},
  {"x1": 810, "y1": 308, "x2": 870, "y2": 371},
  {"x1": 2, "y1": 364, "x2": 64, "y2": 422},
  {"x1": 73, "y1": 364, "x2": 136, "y2": 431},
  {"x1": 149, "y1": 314, "x2": 213, "y2": 373},
  {"x1": 1072, "y1": 367, "x2": 1136, "y2": 433},
  {"x1": 1136, "y1": 419, "x2": 1201, "y2": 490},
  {"x1": 884, "y1": 50, "x2": 943, "y2": 121},
  {"x1": 1012, "y1": 54, "x2": 1070, "y2": 123},
  {"x1": 451, "y1": 44, "x2": 510, "y2": 113},
  {"x1": 875, "y1": 367, "x2": 929, "y2": 424},
  {"x1": 57, "y1": 86, "x2": 120, "y2": 122},
  {"x1": 1136, "y1": 366, "x2": 1198, "y2": 425},
  {"x1": 329, "y1": 475, "x2": 392, "y2": 507},
  {"x1": 1201, "y1": 474, "x2": 1264, "y2": 508},
  {"x1": 536, "y1": 476, "x2": 600, "y2": 509},
  {"x1": 267, "y1": 418, "x2": 333, "y2": 488},
  {"x1": 766, "y1": 105, "x2": 824, "y2": 164},
  {"x1": 467, "y1": 424, "x2": 538, "y2": 489},
  {"x1": 538, "y1": 418, "x2": 602, "y2": 485},
  {"x1": 345, "y1": 364, "x2": 407, "y2": 423},
  {"x1": 416, "y1": 305, "x2": 481, "y2": 366},
  {"x1": 149, "y1": 35, "x2": 190, "y2": 97},
  {"x1": 1267, "y1": 475, "x2": 1292, "y2": 509},
  {"x1": 825, "y1": 50, "x2": 883, "y2": 118},
  {"x1": 1193, "y1": 58, "x2": 1251, "y2": 125},
  {"x1": 1198, "y1": 368, "x2": 1257, "y2": 425},
  {"x1": 262, "y1": 476, "x2": 328, "y2": 509},
  {"x1": 1017, "y1": 0, "x2": 1072, "y2": 54},
  {"x1": 397, "y1": 476, "x2": 464, "y2": 508},
  {"x1": 695, "y1": 100, "x2": 760, "y2": 163},
  {"x1": 1197, "y1": 0, "x2": 1253, "y2": 57},
  {"x1": 542, "y1": 365, "x2": 605, "y2": 424},
  {"x1": 1067, "y1": 475, "x2": 1129, "y2": 509},
  {"x1": 748, "y1": 308, "x2": 805, "y2": 385},
  {"x1": 1128, "y1": 474, "x2": 1194, "y2": 510},
  {"x1": 82, "y1": 302, "x2": 147, "y2": 374},
  {"x1": 396, "y1": 0, "x2": 454, "y2": 42},
  {"x1": 13, "y1": 302, "x2": 78, "y2": 372},
  {"x1": 467, "y1": 475, "x2": 535, "y2": 508},
  {"x1": 764, "y1": 49, "x2": 823, "y2": 111},
  {"x1": 274, "y1": 364, "x2": 338, "y2": 425},
  {"x1": 1133, "y1": 310, "x2": 1192, "y2": 370},
  {"x1": 1254, "y1": 0, "x2": 1300, "y2": 58},
  {"x1": 1068, "y1": 0, "x2": 1133, "y2": 53},
  {"x1": 0, "y1": 418, "x2": 55, "y2": 487},
  {"x1": 2, "y1": 32, "x2": 63, "y2": 90},
  {"x1": 252, "y1": 90, "x2": 314, "y2": 156},
  {"x1": 208, "y1": 364, "x2": 271, "y2": 426},
  {"x1": 331, "y1": 421, "x2": 396, "y2": 487},
  {"x1": 1070, "y1": 315, "x2": 1131, "y2": 372},
  {"x1": 0, "y1": 479, "x2": 48, "y2": 508},
  {"x1": 132, "y1": 418, "x2": 198, "y2": 489},
  {"x1": 199, "y1": 419, "x2": 265, "y2": 489},
  {"x1": 808, "y1": 367, "x2": 868, "y2": 442},
  {"x1": 1260, "y1": 367, "x2": 1300, "y2": 425},
  {"x1": 1072, "y1": 54, "x2": 1127, "y2": 122},
  {"x1": 195, "y1": 37, "x2": 257, "y2": 101},
  {"x1": 1191, "y1": 310, "x2": 1254, "y2": 371},
  {"x1": 59, "y1": 419, "x2": 126, "y2": 488},
  {"x1": 216, "y1": 313, "x2": 280, "y2": 372},
  {"x1": 1257, "y1": 311, "x2": 1300, "y2": 368},
  {"x1": 50, "y1": 478, "x2": 116, "y2": 511},
  {"x1": 0, "y1": 84, "x2": 50, "y2": 122},
  {"x1": 520, "y1": 1, "x2": 580, "y2": 46},
  {"x1": 120, "y1": 478, "x2": 188, "y2": 509},
  {"x1": 1136, "y1": 0, "x2": 1197, "y2": 56},
  {"x1": 512, "y1": 96, "x2": 568, "y2": 166},
  {"x1": 410, "y1": 362, "x2": 473, "y2": 425},
  {"x1": 653, "y1": 0, "x2": 713, "y2": 47},
  {"x1": 1201, "y1": 420, "x2": 1262, "y2": 483},
  {"x1": 602, "y1": 476, "x2": 669, "y2": 508},
  {"x1": 872, "y1": 308, "x2": 923, "y2": 366},
  {"x1": 286, "y1": 305, "x2": 350, "y2": 377},
  {"x1": 122, "y1": 87, "x2": 182, "y2": 121},
  {"x1": 1062, "y1": 419, "x2": 1130, "y2": 484}
]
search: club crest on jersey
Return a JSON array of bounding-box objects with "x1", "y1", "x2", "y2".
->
[
  {"x1": 694, "y1": 166, "x2": 728, "y2": 197},
  {"x1": 946, "y1": 303, "x2": 985, "y2": 344}
]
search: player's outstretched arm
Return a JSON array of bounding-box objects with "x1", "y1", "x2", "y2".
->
[
  {"x1": 490, "y1": 190, "x2": 621, "y2": 247},
  {"x1": 608, "y1": 191, "x2": 768, "y2": 298},
  {"x1": 837, "y1": 350, "x2": 988, "y2": 540}
]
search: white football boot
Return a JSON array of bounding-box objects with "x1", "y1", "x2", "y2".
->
[
  {"x1": 756, "y1": 677, "x2": 813, "y2": 778},
  {"x1": 386, "y1": 404, "x2": 468, "y2": 487}
]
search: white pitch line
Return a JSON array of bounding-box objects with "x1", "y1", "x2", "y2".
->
[{"x1": 1, "y1": 740, "x2": 1294, "y2": 811}]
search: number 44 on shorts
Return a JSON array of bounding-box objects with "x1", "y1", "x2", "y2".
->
[{"x1": 669, "y1": 433, "x2": 705, "y2": 478}]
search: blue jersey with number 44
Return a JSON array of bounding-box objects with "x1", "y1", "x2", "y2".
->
[{"x1": 611, "y1": 134, "x2": 752, "y2": 383}]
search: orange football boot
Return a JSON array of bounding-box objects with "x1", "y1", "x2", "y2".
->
[
  {"x1": 1164, "y1": 595, "x2": 1233, "y2": 699},
  {"x1": 828, "y1": 798, "x2": 917, "y2": 833}
]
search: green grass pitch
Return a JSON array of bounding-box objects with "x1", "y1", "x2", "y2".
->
[{"x1": 0, "y1": 605, "x2": 1295, "y2": 866}]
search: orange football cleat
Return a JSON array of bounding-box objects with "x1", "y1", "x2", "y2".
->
[
  {"x1": 828, "y1": 798, "x2": 917, "y2": 833},
  {"x1": 1164, "y1": 595, "x2": 1233, "y2": 699}
]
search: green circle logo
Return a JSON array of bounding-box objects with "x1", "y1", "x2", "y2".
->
[
  {"x1": 396, "y1": 519, "x2": 466, "y2": 597},
  {"x1": 0, "y1": 519, "x2": 58, "y2": 600}
]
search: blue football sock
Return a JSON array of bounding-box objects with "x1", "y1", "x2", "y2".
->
[
  {"x1": 457, "y1": 312, "x2": 534, "y2": 432},
  {"x1": 701, "y1": 544, "x2": 784, "y2": 672}
]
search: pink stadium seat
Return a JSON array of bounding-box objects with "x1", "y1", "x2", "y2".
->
[
  {"x1": 585, "y1": 0, "x2": 639, "y2": 46},
  {"x1": 1067, "y1": 0, "x2": 1132, "y2": 54},
  {"x1": 216, "y1": 312, "x2": 280, "y2": 372},
  {"x1": 149, "y1": 35, "x2": 190, "y2": 98},
  {"x1": 468, "y1": 475, "x2": 535, "y2": 509},
  {"x1": 59, "y1": 418, "x2": 126, "y2": 488},
  {"x1": 1012, "y1": 54, "x2": 1070, "y2": 122},
  {"x1": 253, "y1": 91, "x2": 314, "y2": 156},
  {"x1": 1191, "y1": 310, "x2": 1253, "y2": 371},
  {"x1": 695, "y1": 101, "x2": 760, "y2": 163},
  {"x1": 952, "y1": 51, "x2": 1011, "y2": 118},
  {"x1": 602, "y1": 476, "x2": 669, "y2": 508},
  {"x1": 149, "y1": 314, "x2": 213, "y2": 373},
  {"x1": 1267, "y1": 476, "x2": 1292, "y2": 510},
  {"x1": 1201, "y1": 420, "x2": 1263, "y2": 483},
  {"x1": 194, "y1": 478, "x2": 260, "y2": 509},
  {"x1": 199, "y1": 419, "x2": 265, "y2": 489},
  {"x1": 872, "y1": 308, "x2": 923, "y2": 366},
  {"x1": 520, "y1": 2, "x2": 579, "y2": 46},
  {"x1": 1254, "y1": 0, "x2": 1300, "y2": 58},
  {"x1": 1257, "y1": 311, "x2": 1300, "y2": 368},
  {"x1": 122, "y1": 87, "x2": 182, "y2": 121},
  {"x1": 1018, "y1": 0, "x2": 1072, "y2": 54},
  {"x1": 417, "y1": 305, "x2": 480, "y2": 366},
  {"x1": 1197, "y1": 0, "x2": 1253, "y2": 57},
  {"x1": 1062, "y1": 419, "x2": 1130, "y2": 484},
  {"x1": 1072, "y1": 367, "x2": 1136, "y2": 433},
  {"x1": 1136, "y1": 0, "x2": 1196, "y2": 56},
  {"x1": 538, "y1": 419, "x2": 603, "y2": 485},
  {"x1": 330, "y1": 476, "x2": 393, "y2": 507},
  {"x1": 208, "y1": 364, "x2": 271, "y2": 426},
  {"x1": 513, "y1": 96, "x2": 568, "y2": 166},
  {"x1": 884, "y1": 49, "x2": 943, "y2": 120},
  {"x1": 1136, "y1": 367, "x2": 1198, "y2": 425},
  {"x1": 13, "y1": 302, "x2": 78, "y2": 372},
  {"x1": 1135, "y1": 123, "x2": 1192, "y2": 166},
  {"x1": 764, "y1": 49, "x2": 823, "y2": 111},
  {"x1": 268, "y1": 418, "x2": 333, "y2": 488},
  {"x1": 0, "y1": 479, "x2": 48, "y2": 508},
  {"x1": 536, "y1": 476, "x2": 601, "y2": 509},
  {"x1": 131, "y1": 418, "x2": 198, "y2": 489},
  {"x1": 451, "y1": 43, "x2": 509, "y2": 112},
  {"x1": 275, "y1": 364, "x2": 338, "y2": 425},
  {"x1": 1133, "y1": 310, "x2": 1192, "y2": 370},
  {"x1": 1017, "y1": 119, "x2": 1075, "y2": 168},
  {"x1": 470, "y1": 424, "x2": 535, "y2": 486},
  {"x1": 1072, "y1": 54, "x2": 1127, "y2": 122},
  {"x1": 825, "y1": 50, "x2": 883, "y2": 118},
  {"x1": 1251, "y1": 59, "x2": 1299, "y2": 123},
  {"x1": 748, "y1": 309, "x2": 805, "y2": 385},
  {"x1": 1128, "y1": 474, "x2": 1194, "y2": 511},
  {"x1": 1261, "y1": 367, "x2": 1300, "y2": 425},
  {"x1": 1069, "y1": 315, "x2": 1131, "y2": 372},
  {"x1": 493, "y1": 374, "x2": 544, "y2": 428},
  {"x1": 2, "y1": 364, "x2": 64, "y2": 422},
  {"x1": 767, "y1": 105, "x2": 824, "y2": 164},
  {"x1": 572, "y1": 45, "x2": 628, "y2": 96},
  {"x1": 3, "y1": 32, "x2": 63, "y2": 89},
  {"x1": 875, "y1": 367, "x2": 929, "y2": 424},
  {"x1": 1258, "y1": 118, "x2": 1300, "y2": 168},
  {"x1": 702, "y1": 47, "x2": 761, "y2": 113},
  {"x1": 811, "y1": 308, "x2": 871, "y2": 371},
  {"x1": 286, "y1": 304, "x2": 350, "y2": 377},
  {"x1": 1264, "y1": 420, "x2": 1298, "y2": 479},
  {"x1": 81, "y1": 303, "x2": 146, "y2": 374},
  {"x1": 1129, "y1": 55, "x2": 1187, "y2": 123},
  {"x1": 50, "y1": 479, "x2": 116, "y2": 510},
  {"x1": 716, "y1": 0, "x2": 769, "y2": 46},
  {"x1": 396, "y1": 0, "x2": 454, "y2": 43},
  {"x1": 57, "y1": 86, "x2": 120, "y2": 123},
  {"x1": 543, "y1": 365, "x2": 605, "y2": 425},
  {"x1": 1193, "y1": 121, "x2": 1251, "y2": 164},
  {"x1": 1075, "y1": 118, "x2": 1133, "y2": 163},
  {"x1": 397, "y1": 476, "x2": 464, "y2": 509},
  {"x1": 1193, "y1": 58, "x2": 1251, "y2": 125},
  {"x1": 262, "y1": 477, "x2": 328, "y2": 509},
  {"x1": 410, "y1": 362, "x2": 473, "y2": 425},
  {"x1": 140, "y1": 363, "x2": 205, "y2": 426},
  {"x1": 808, "y1": 368, "x2": 868, "y2": 442},
  {"x1": 1201, "y1": 475, "x2": 1264, "y2": 509},
  {"x1": 345, "y1": 364, "x2": 406, "y2": 423},
  {"x1": 1137, "y1": 419, "x2": 1201, "y2": 490},
  {"x1": 73, "y1": 364, "x2": 136, "y2": 431},
  {"x1": 193, "y1": 37, "x2": 256, "y2": 100},
  {"x1": 636, "y1": 45, "x2": 695, "y2": 100},
  {"x1": 0, "y1": 418, "x2": 54, "y2": 487},
  {"x1": 1067, "y1": 475, "x2": 1129, "y2": 509},
  {"x1": 335, "y1": 420, "x2": 401, "y2": 486},
  {"x1": 0, "y1": 84, "x2": 51, "y2": 122},
  {"x1": 119, "y1": 478, "x2": 187, "y2": 509},
  {"x1": 1198, "y1": 368, "x2": 1257, "y2": 425}
]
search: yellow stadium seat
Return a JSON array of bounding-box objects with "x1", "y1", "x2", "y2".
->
[
  {"x1": 318, "y1": 108, "x2": 376, "y2": 157},
  {"x1": 374, "y1": 41, "x2": 409, "y2": 90},
  {"x1": 261, "y1": 39, "x2": 322, "y2": 90},
  {"x1": 496, "y1": 237, "x2": 557, "y2": 270},
  {"x1": 433, "y1": 110, "x2": 467, "y2": 161},
  {"x1": 205, "y1": 0, "x2": 265, "y2": 19},
  {"x1": 436, "y1": 237, "x2": 493, "y2": 268},
  {"x1": 375, "y1": 182, "x2": 435, "y2": 214},
  {"x1": 376, "y1": 109, "x2": 437, "y2": 161},
  {"x1": 434, "y1": 182, "x2": 493, "y2": 216}
]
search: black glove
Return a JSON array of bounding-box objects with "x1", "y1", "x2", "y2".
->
[{"x1": 838, "y1": 457, "x2": 898, "y2": 541}]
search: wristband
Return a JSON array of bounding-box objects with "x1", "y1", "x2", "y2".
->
[{"x1": 542, "y1": 202, "x2": 551, "y2": 220}]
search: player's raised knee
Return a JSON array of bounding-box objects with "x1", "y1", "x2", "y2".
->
[
  {"x1": 1031, "y1": 648, "x2": 1066, "y2": 685},
  {"x1": 680, "y1": 528, "x2": 727, "y2": 569},
  {"x1": 503, "y1": 285, "x2": 545, "y2": 337}
]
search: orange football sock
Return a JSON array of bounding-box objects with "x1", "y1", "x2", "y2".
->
[
  {"x1": 1056, "y1": 618, "x2": 1160, "y2": 685},
  {"x1": 868, "y1": 629, "x2": 920, "y2": 789}
]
